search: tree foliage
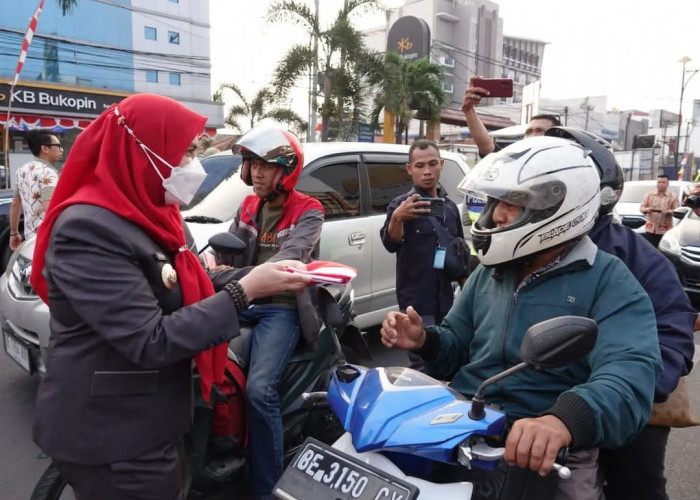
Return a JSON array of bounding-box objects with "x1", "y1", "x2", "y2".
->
[
  {"x1": 267, "y1": 0, "x2": 384, "y2": 141},
  {"x1": 372, "y1": 54, "x2": 446, "y2": 143},
  {"x1": 56, "y1": 0, "x2": 77, "y2": 15},
  {"x1": 213, "y1": 83, "x2": 307, "y2": 135}
]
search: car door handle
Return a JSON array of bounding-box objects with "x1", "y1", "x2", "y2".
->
[{"x1": 348, "y1": 232, "x2": 366, "y2": 246}]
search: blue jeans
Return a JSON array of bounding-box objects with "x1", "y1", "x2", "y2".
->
[{"x1": 239, "y1": 304, "x2": 300, "y2": 499}]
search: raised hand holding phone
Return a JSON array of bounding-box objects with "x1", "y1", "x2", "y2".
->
[{"x1": 471, "y1": 77, "x2": 514, "y2": 98}]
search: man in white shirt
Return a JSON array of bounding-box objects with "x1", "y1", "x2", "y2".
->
[{"x1": 9, "y1": 129, "x2": 62, "y2": 250}]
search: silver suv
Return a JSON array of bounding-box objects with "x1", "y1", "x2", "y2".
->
[{"x1": 1, "y1": 142, "x2": 470, "y2": 375}]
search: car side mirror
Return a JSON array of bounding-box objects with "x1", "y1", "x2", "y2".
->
[
  {"x1": 673, "y1": 206, "x2": 691, "y2": 220},
  {"x1": 621, "y1": 216, "x2": 645, "y2": 229},
  {"x1": 208, "y1": 232, "x2": 247, "y2": 254},
  {"x1": 519, "y1": 316, "x2": 598, "y2": 369}
]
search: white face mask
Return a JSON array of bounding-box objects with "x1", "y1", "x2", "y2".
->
[
  {"x1": 114, "y1": 107, "x2": 208, "y2": 205},
  {"x1": 162, "y1": 157, "x2": 207, "y2": 205},
  {"x1": 141, "y1": 145, "x2": 207, "y2": 205}
]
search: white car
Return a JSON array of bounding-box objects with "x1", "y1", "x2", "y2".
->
[
  {"x1": 616, "y1": 180, "x2": 693, "y2": 233},
  {"x1": 1, "y1": 142, "x2": 471, "y2": 375},
  {"x1": 183, "y1": 142, "x2": 471, "y2": 330}
]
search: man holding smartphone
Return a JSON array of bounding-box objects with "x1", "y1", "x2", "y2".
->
[{"x1": 380, "y1": 140, "x2": 466, "y2": 370}]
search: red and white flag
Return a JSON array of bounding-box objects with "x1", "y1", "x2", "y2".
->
[{"x1": 12, "y1": 0, "x2": 46, "y2": 87}]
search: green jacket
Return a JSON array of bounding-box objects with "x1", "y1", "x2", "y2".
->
[{"x1": 421, "y1": 237, "x2": 661, "y2": 450}]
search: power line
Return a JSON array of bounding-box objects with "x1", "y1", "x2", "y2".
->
[{"x1": 0, "y1": 28, "x2": 211, "y2": 63}]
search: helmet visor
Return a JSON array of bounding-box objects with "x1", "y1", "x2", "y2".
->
[
  {"x1": 459, "y1": 160, "x2": 567, "y2": 211},
  {"x1": 232, "y1": 127, "x2": 294, "y2": 166}
]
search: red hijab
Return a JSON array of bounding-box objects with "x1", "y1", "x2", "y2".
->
[{"x1": 31, "y1": 93, "x2": 226, "y2": 402}]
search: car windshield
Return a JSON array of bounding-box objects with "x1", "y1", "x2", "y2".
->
[
  {"x1": 619, "y1": 182, "x2": 681, "y2": 203},
  {"x1": 180, "y1": 153, "x2": 242, "y2": 211}
]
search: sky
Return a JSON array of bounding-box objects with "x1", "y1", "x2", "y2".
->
[{"x1": 209, "y1": 0, "x2": 700, "y2": 128}]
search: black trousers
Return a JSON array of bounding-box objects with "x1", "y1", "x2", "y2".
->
[
  {"x1": 600, "y1": 425, "x2": 671, "y2": 500},
  {"x1": 642, "y1": 232, "x2": 663, "y2": 248},
  {"x1": 53, "y1": 440, "x2": 187, "y2": 500}
]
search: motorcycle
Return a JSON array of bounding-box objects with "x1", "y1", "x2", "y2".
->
[
  {"x1": 274, "y1": 315, "x2": 598, "y2": 500},
  {"x1": 30, "y1": 233, "x2": 365, "y2": 500}
]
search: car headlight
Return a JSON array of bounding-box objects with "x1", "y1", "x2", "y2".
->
[{"x1": 659, "y1": 232, "x2": 681, "y2": 256}]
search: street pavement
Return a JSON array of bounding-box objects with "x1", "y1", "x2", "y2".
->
[{"x1": 1, "y1": 331, "x2": 699, "y2": 499}]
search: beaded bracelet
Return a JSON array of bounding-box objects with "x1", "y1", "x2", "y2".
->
[{"x1": 224, "y1": 280, "x2": 249, "y2": 313}]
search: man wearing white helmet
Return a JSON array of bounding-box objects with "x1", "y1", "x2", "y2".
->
[
  {"x1": 545, "y1": 127, "x2": 696, "y2": 500},
  {"x1": 381, "y1": 136, "x2": 661, "y2": 499}
]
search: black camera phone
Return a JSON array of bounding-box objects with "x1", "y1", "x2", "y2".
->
[{"x1": 417, "y1": 197, "x2": 445, "y2": 217}]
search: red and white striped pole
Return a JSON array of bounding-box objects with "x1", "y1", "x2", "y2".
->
[{"x1": 3, "y1": 0, "x2": 46, "y2": 188}]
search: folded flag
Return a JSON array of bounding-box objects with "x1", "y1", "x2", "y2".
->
[{"x1": 286, "y1": 261, "x2": 358, "y2": 284}]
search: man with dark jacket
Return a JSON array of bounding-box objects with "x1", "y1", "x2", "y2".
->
[
  {"x1": 380, "y1": 140, "x2": 466, "y2": 370},
  {"x1": 463, "y1": 100, "x2": 696, "y2": 498},
  {"x1": 546, "y1": 127, "x2": 696, "y2": 500}
]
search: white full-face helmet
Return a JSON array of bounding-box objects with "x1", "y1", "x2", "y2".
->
[{"x1": 458, "y1": 136, "x2": 601, "y2": 266}]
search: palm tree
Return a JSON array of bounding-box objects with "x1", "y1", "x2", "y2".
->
[
  {"x1": 372, "y1": 54, "x2": 446, "y2": 144},
  {"x1": 213, "y1": 83, "x2": 307, "y2": 136},
  {"x1": 267, "y1": 0, "x2": 384, "y2": 141},
  {"x1": 56, "y1": 0, "x2": 77, "y2": 15}
]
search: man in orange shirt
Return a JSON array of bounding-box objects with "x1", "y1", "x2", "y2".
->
[{"x1": 640, "y1": 174, "x2": 679, "y2": 247}]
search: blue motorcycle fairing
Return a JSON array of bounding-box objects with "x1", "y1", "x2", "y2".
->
[
  {"x1": 328, "y1": 366, "x2": 506, "y2": 464},
  {"x1": 328, "y1": 365, "x2": 368, "y2": 427}
]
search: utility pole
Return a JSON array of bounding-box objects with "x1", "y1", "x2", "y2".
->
[
  {"x1": 308, "y1": 0, "x2": 320, "y2": 142},
  {"x1": 675, "y1": 56, "x2": 699, "y2": 169},
  {"x1": 580, "y1": 97, "x2": 594, "y2": 131}
]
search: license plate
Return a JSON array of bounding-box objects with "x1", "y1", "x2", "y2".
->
[
  {"x1": 3, "y1": 330, "x2": 32, "y2": 373},
  {"x1": 275, "y1": 437, "x2": 419, "y2": 500}
]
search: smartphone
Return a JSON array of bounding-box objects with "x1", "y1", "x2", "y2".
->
[
  {"x1": 472, "y1": 77, "x2": 514, "y2": 98},
  {"x1": 417, "y1": 197, "x2": 445, "y2": 217}
]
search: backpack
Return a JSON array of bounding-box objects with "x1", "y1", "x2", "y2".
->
[{"x1": 210, "y1": 359, "x2": 248, "y2": 453}]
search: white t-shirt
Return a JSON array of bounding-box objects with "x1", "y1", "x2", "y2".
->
[{"x1": 14, "y1": 158, "x2": 59, "y2": 239}]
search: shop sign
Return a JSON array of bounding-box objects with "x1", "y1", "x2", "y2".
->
[
  {"x1": 0, "y1": 83, "x2": 126, "y2": 117},
  {"x1": 387, "y1": 16, "x2": 431, "y2": 61}
]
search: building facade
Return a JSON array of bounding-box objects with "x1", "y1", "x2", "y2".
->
[
  {"x1": 364, "y1": 0, "x2": 546, "y2": 136},
  {"x1": 0, "y1": 0, "x2": 222, "y2": 173}
]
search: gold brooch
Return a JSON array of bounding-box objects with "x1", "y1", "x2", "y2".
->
[{"x1": 161, "y1": 263, "x2": 178, "y2": 290}]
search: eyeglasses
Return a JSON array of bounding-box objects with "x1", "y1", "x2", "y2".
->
[{"x1": 45, "y1": 143, "x2": 63, "y2": 148}]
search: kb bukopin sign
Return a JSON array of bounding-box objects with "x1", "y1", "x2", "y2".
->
[
  {"x1": 0, "y1": 83, "x2": 125, "y2": 117},
  {"x1": 387, "y1": 16, "x2": 431, "y2": 61}
]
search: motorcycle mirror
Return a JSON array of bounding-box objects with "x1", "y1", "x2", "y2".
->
[
  {"x1": 620, "y1": 216, "x2": 645, "y2": 229},
  {"x1": 519, "y1": 316, "x2": 598, "y2": 369},
  {"x1": 208, "y1": 232, "x2": 247, "y2": 254}
]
